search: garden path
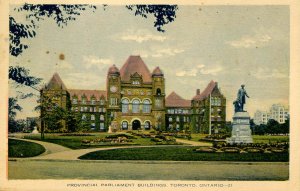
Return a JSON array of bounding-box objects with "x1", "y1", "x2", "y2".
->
[
  {"x1": 175, "y1": 139, "x2": 212, "y2": 146},
  {"x1": 9, "y1": 137, "x2": 212, "y2": 160}
]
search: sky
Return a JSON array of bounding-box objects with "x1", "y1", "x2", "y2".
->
[{"x1": 9, "y1": 5, "x2": 290, "y2": 120}]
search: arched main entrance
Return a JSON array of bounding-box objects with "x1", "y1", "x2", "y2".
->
[{"x1": 132, "y1": 120, "x2": 141, "y2": 130}]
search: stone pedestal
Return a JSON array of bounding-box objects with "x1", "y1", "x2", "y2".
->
[{"x1": 226, "y1": 112, "x2": 253, "y2": 144}]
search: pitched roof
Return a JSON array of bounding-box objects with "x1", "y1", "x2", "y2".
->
[
  {"x1": 166, "y1": 91, "x2": 191, "y2": 108},
  {"x1": 108, "y1": 64, "x2": 120, "y2": 75},
  {"x1": 46, "y1": 73, "x2": 67, "y2": 90},
  {"x1": 68, "y1": 89, "x2": 106, "y2": 101},
  {"x1": 120, "y1": 55, "x2": 152, "y2": 83},
  {"x1": 192, "y1": 80, "x2": 216, "y2": 101},
  {"x1": 152, "y1": 66, "x2": 164, "y2": 77}
]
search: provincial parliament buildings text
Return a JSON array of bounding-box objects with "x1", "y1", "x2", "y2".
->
[{"x1": 41, "y1": 56, "x2": 226, "y2": 134}]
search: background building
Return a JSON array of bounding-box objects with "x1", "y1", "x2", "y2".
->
[
  {"x1": 165, "y1": 92, "x2": 192, "y2": 132},
  {"x1": 253, "y1": 104, "x2": 289, "y2": 125},
  {"x1": 191, "y1": 81, "x2": 226, "y2": 134}
]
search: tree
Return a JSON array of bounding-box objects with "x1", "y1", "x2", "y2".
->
[
  {"x1": 35, "y1": 93, "x2": 66, "y2": 138},
  {"x1": 8, "y1": 97, "x2": 22, "y2": 119},
  {"x1": 8, "y1": 97, "x2": 24, "y2": 133}
]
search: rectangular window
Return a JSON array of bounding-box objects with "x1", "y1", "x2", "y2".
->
[
  {"x1": 91, "y1": 99, "x2": 96, "y2": 105},
  {"x1": 110, "y1": 98, "x2": 118, "y2": 106},
  {"x1": 90, "y1": 107, "x2": 93, "y2": 112},
  {"x1": 72, "y1": 98, "x2": 77, "y2": 104},
  {"x1": 100, "y1": 123, "x2": 105, "y2": 130}
]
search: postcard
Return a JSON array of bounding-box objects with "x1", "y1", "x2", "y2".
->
[{"x1": 1, "y1": 0, "x2": 300, "y2": 191}]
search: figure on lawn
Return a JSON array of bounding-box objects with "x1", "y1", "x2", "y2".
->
[{"x1": 233, "y1": 84, "x2": 250, "y2": 112}]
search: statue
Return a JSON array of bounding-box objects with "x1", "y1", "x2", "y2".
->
[{"x1": 233, "y1": 84, "x2": 250, "y2": 112}]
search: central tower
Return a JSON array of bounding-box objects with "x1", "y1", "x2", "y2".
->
[{"x1": 106, "y1": 55, "x2": 166, "y2": 131}]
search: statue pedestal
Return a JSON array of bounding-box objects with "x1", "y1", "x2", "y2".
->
[{"x1": 226, "y1": 112, "x2": 253, "y2": 144}]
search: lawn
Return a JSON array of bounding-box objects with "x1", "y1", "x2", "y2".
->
[
  {"x1": 253, "y1": 135, "x2": 289, "y2": 144},
  {"x1": 8, "y1": 139, "x2": 46, "y2": 157},
  {"x1": 79, "y1": 146, "x2": 289, "y2": 162},
  {"x1": 23, "y1": 133, "x2": 180, "y2": 149},
  {"x1": 189, "y1": 134, "x2": 208, "y2": 142}
]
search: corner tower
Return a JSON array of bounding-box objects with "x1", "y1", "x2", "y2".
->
[
  {"x1": 152, "y1": 67, "x2": 166, "y2": 130},
  {"x1": 106, "y1": 64, "x2": 121, "y2": 126}
]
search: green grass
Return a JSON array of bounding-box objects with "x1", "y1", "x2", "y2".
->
[
  {"x1": 253, "y1": 135, "x2": 289, "y2": 144},
  {"x1": 79, "y1": 146, "x2": 289, "y2": 162},
  {"x1": 9, "y1": 139, "x2": 46, "y2": 158},
  {"x1": 23, "y1": 133, "x2": 176, "y2": 149},
  {"x1": 189, "y1": 134, "x2": 208, "y2": 142}
]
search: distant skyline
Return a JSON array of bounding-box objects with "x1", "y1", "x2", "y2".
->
[{"x1": 9, "y1": 5, "x2": 289, "y2": 120}]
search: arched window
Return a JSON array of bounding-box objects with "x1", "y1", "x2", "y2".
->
[
  {"x1": 82, "y1": 114, "x2": 86, "y2": 120},
  {"x1": 100, "y1": 115, "x2": 104, "y2": 121},
  {"x1": 143, "y1": 99, "x2": 151, "y2": 113},
  {"x1": 132, "y1": 99, "x2": 140, "y2": 113},
  {"x1": 122, "y1": 99, "x2": 129, "y2": 113},
  {"x1": 144, "y1": 121, "x2": 150, "y2": 130},
  {"x1": 156, "y1": 88, "x2": 161, "y2": 95},
  {"x1": 122, "y1": 121, "x2": 128, "y2": 130}
]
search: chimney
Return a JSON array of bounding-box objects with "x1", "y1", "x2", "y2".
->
[{"x1": 196, "y1": 89, "x2": 200, "y2": 95}]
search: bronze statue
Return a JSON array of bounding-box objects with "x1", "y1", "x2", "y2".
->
[{"x1": 233, "y1": 84, "x2": 250, "y2": 112}]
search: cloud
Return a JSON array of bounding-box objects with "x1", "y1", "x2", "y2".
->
[
  {"x1": 226, "y1": 34, "x2": 272, "y2": 48},
  {"x1": 197, "y1": 64, "x2": 205, "y2": 69},
  {"x1": 251, "y1": 68, "x2": 288, "y2": 79},
  {"x1": 152, "y1": 48, "x2": 185, "y2": 58},
  {"x1": 83, "y1": 56, "x2": 113, "y2": 69},
  {"x1": 175, "y1": 64, "x2": 223, "y2": 77},
  {"x1": 199, "y1": 65, "x2": 223, "y2": 76},
  {"x1": 176, "y1": 69, "x2": 198, "y2": 77},
  {"x1": 119, "y1": 29, "x2": 167, "y2": 43}
]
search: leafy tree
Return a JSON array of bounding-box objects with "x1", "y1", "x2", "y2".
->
[
  {"x1": 35, "y1": 93, "x2": 66, "y2": 138},
  {"x1": 8, "y1": 97, "x2": 23, "y2": 133},
  {"x1": 8, "y1": 97, "x2": 23, "y2": 119},
  {"x1": 281, "y1": 118, "x2": 289, "y2": 134}
]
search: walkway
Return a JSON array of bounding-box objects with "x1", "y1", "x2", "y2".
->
[
  {"x1": 175, "y1": 138, "x2": 212, "y2": 146},
  {"x1": 9, "y1": 137, "x2": 212, "y2": 160}
]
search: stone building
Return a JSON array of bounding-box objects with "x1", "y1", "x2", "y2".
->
[
  {"x1": 253, "y1": 104, "x2": 289, "y2": 125},
  {"x1": 40, "y1": 56, "x2": 226, "y2": 134},
  {"x1": 106, "y1": 55, "x2": 166, "y2": 131},
  {"x1": 165, "y1": 92, "x2": 192, "y2": 132},
  {"x1": 191, "y1": 81, "x2": 226, "y2": 134}
]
